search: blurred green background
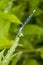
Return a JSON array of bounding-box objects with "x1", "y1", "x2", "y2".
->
[{"x1": 0, "y1": 0, "x2": 43, "y2": 65}]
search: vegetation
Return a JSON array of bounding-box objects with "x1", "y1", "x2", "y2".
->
[{"x1": 0, "y1": 0, "x2": 43, "y2": 65}]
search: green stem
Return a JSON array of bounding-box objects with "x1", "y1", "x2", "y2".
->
[{"x1": 2, "y1": 35, "x2": 20, "y2": 65}]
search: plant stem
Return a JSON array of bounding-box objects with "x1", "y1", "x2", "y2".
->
[{"x1": 2, "y1": 35, "x2": 20, "y2": 65}]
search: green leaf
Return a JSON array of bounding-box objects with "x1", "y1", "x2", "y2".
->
[
  {"x1": 12, "y1": 3, "x2": 28, "y2": 21},
  {"x1": 0, "y1": 11, "x2": 22, "y2": 37},
  {"x1": 0, "y1": 0, "x2": 10, "y2": 10},
  {"x1": 22, "y1": 24, "x2": 43, "y2": 35},
  {"x1": 0, "y1": 37, "x2": 12, "y2": 50},
  {"x1": 22, "y1": 58, "x2": 39, "y2": 65},
  {"x1": 0, "y1": 11, "x2": 22, "y2": 24},
  {"x1": 0, "y1": 21, "x2": 10, "y2": 37},
  {"x1": 19, "y1": 25, "x2": 43, "y2": 49},
  {"x1": 40, "y1": 47, "x2": 43, "y2": 59}
]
